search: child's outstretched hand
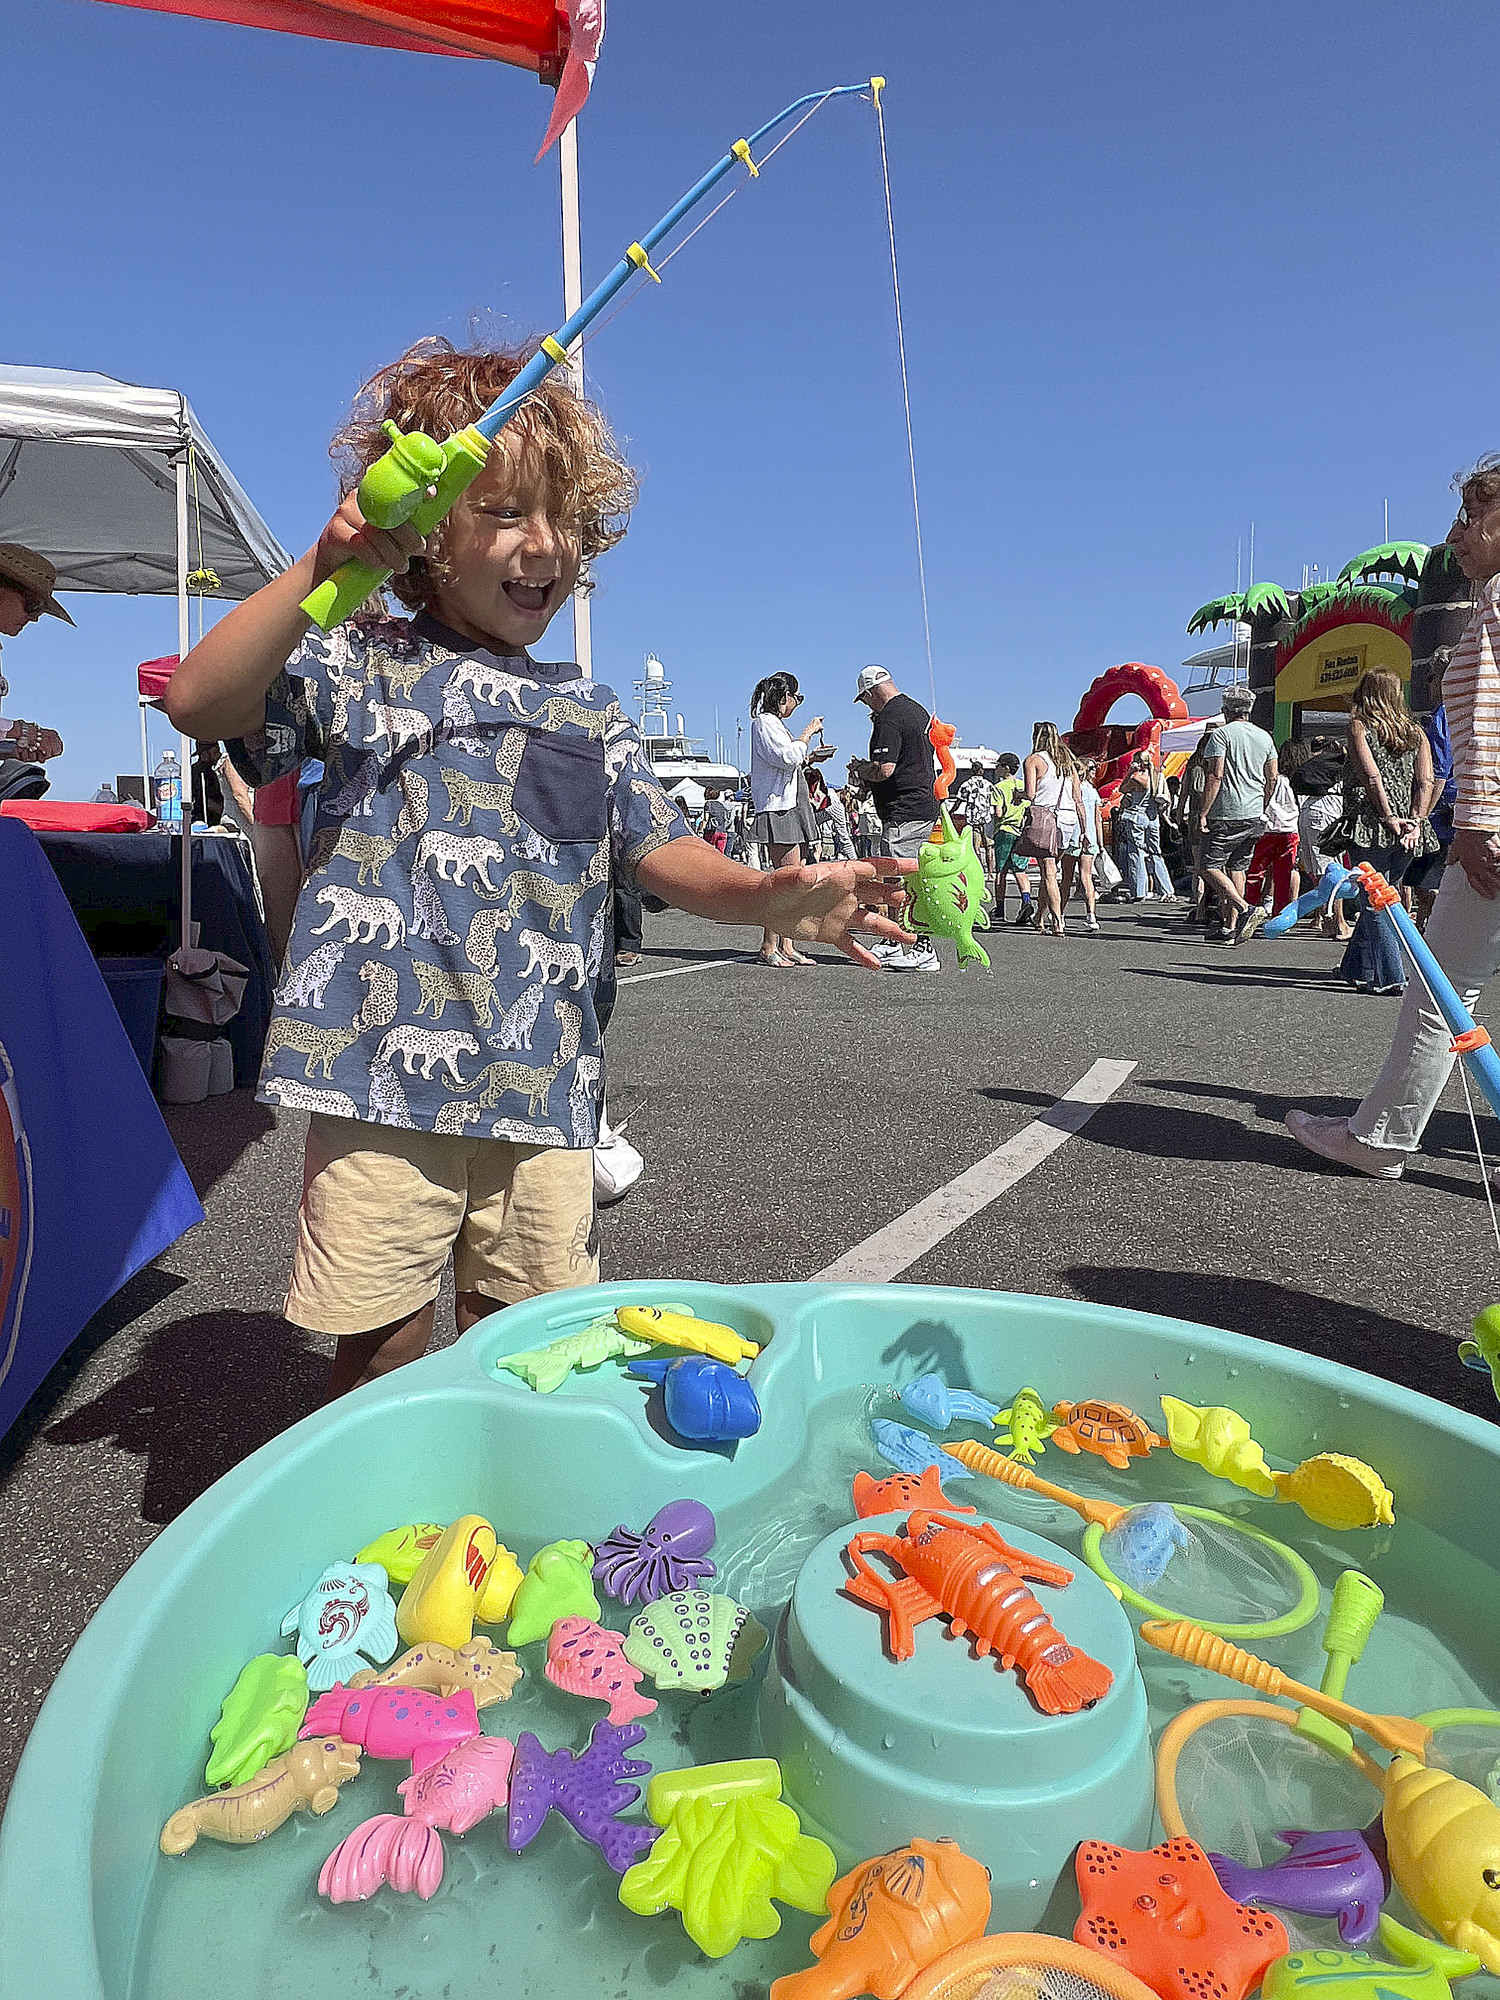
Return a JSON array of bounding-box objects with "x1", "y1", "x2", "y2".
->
[
  {"x1": 760, "y1": 857, "x2": 915, "y2": 968},
  {"x1": 312, "y1": 490, "x2": 428, "y2": 587}
]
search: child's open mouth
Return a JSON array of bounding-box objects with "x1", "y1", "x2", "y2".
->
[{"x1": 503, "y1": 579, "x2": 554, "y2": 614}]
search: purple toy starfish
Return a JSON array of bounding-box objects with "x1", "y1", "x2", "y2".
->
[
  {"x1": 506, "y1": 1720, "x2": 659, "y2": 1875},
  {"x1": 591, "y1": 1500, "x2": 717, "y2": 1607}
]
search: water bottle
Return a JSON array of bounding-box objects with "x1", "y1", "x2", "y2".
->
[
  {"x1": 93, "y1": 782, "x2": 117, "y2": 803},
  {"x1": 153, "y1": 749, "x2": 182, "y2": 827}
]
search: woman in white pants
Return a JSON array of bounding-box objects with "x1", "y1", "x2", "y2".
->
[{"x1": 1287, "y1": 457, "x2": 1500, "y2": 1178}]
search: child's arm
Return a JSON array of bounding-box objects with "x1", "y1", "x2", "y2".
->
[
  {"x1": 637, "y1": 839, "x2": 912, "y2": 969},
  {"x1": 165, "y1": 494, "x2": 425, "y2": 742}
]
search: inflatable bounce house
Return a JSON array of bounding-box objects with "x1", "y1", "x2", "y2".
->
[
  {"x1": 1185, "y1": 541, "x2": 1474, "y2": 740},
  {"x1": 1063, "y1": 662, "x2": 1189, "y2": 804}
]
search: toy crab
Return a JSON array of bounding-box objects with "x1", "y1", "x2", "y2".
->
[{"x1": 1050, "y1": 1400, "x2": 1164, "y2": 1471}]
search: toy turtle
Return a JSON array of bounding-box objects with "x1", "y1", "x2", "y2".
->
[{"x1": 1050, "y1": 1399, "x2": 1164, "y2": 1471}]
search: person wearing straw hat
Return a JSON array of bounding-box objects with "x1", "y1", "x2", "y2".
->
[{"x1": 0, "y1": 544, "x2": 70, "y2": 796}]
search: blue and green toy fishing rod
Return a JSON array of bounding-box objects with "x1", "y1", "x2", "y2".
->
[{"x1": 302, "y1": 78, "x2": 884, "y2": 630}]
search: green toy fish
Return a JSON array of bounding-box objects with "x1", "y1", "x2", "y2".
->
[
  {"x1": 1261, "y1": 1914, "x2": 1480, "y2": 2000},
  {"x1": 904, "y1": 808, "x2": 990, "y2": 969},
  {"x1": 497, "y1": 1317, "x2": 654, "y2": 1393},
  {"x1": 1458, "y1": 1303, "x2": 1500, "y2": 1404}
]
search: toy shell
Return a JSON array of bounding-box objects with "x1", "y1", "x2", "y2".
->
[
  {"x1": 1273, "y1": 1453, "x2": 1395, "y2": 1531},
  {"x1": 622, "y1": 1590, "x2": 768, "y2": 1694}
]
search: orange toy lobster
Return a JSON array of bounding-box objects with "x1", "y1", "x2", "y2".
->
[{"x1": 843, "y1": 1511, "x2": 1114, "y2": 1716}]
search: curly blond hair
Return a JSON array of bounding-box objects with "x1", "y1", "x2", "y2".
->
[{"x1": 331, "y1": 337, "x2": 639, "y2": 610}]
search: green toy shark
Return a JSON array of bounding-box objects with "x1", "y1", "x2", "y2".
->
[
  {"x1": 1261, "y1": 1914, "x2": 1480, "y2": 2000},
  {"x1": 1458, "y1": 1303, "x2": 1500, "y2": 1403},
  {"x1": 904, "y1": 808, "x2": 990, "y2": 969}
]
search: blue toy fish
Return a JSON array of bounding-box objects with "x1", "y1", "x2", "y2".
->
[
  {"x1": 896, "y1": 1373, "x2": 1002, "y2": 1431},
  {"x1": 1210, "y1": 1828, "x2": 1387, "y2": 1947},
  {"x1": 1105, "y1": 1501, "x2": 1193, "y2": 1591},
  {"x1": 627, "y1": 1356, "x2": 761, "y2": 1443},
  {"x1": 280, "y1": 1561, "x2": 400, "y2": 1693},
  {"x1": 870, "y1": 1419, "x2": 972, "y2": 1481}
]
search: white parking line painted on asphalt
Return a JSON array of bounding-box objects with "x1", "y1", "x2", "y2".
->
[
  {"x1": 617, "y1": 954, "x2": 748, "y2": 986},
  {"x1": 814, "y1": 1057, "x2": 1138, "y2": 1283}
]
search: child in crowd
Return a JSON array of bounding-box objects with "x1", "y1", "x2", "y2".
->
[{"x1": 167, "y1": 339, "x2": 909, "y2": 1398}]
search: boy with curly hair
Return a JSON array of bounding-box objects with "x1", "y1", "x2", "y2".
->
[{"x1": 168, "y1": 340, "x2": 909, "y2": 1396}]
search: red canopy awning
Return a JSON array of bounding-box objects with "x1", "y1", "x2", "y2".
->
[{"x1": 96, "y1": 0, "x2": 568, "y2": 69}]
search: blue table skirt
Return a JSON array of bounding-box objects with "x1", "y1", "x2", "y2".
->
[
  {"x1": 33, "y1": 829, "x2": 275, "y2": 1085},
  {"x1": 0, "y1": 821, "x2": 204, "y2": 1440}
]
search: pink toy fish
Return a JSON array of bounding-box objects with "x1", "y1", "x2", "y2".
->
[
  {"x1": 300, "y1": 1682, "x2": 479, "y2": 1771},
  {"x1": 397, "y1": 1734, "x2": 515, "y2": 1834},
  {"x1": 319, "y1": 1814, "x2": 445, "y2": 1904},
  {"x1": 544, "y1": 1617, "x2": 658, "y2": 1725}
]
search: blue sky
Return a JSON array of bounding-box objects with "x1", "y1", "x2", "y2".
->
[{"x1": 4, "y1": 0, "x2": 1495, "y2": 798}]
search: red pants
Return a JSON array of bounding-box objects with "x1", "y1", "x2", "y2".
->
[{"x1": 1246, "y1": 830, "x2": 1299, "y2": 910}]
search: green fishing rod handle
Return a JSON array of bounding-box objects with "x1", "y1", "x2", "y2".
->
[
  {"x1": 300, "y1": 429, "x2": 491, "y2": 630},
  {"x1": 1322, "y1": 1569, "x2": 1385, "y2": 1687},
  {"x1": 410, "y1": 427, "x2": 490, "y2": 536},
  {"x1": 300, "y1": 557, "x2": 393, "y2": 632}
]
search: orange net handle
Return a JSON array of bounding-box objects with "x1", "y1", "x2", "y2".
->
[{"x1": 1353, "y1": 861, "x2": 1401, "y2": 908}]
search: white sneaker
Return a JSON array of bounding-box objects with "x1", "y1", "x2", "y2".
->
[
  {"x1": 1084, "y1": 916, "x2": 1101, "y2": 933},
  {"x1": 1284, "y1": 1109, "x2": 1404, "y2": 1180},
  {"x1": 881, "y1": 945, "x2": 940, "y2": 971},
  {"x1": 594, "y1": 1113, "x2": 644, "y2": 1205}
]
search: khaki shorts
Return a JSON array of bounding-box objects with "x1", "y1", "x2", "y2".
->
[{"x1": 286, "y1": 1114, "x2": 599, "y2": 1336}]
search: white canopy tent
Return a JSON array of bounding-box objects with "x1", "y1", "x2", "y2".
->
[{"x1": 0, "y1": 363, "x2": 290, "y2": 939}]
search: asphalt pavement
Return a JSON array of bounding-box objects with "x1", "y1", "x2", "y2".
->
[{"x1": 4, "y1": 896, "x2": 1498, "y2": 1807}]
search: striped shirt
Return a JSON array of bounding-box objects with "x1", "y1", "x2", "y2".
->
[{"x1": 1446, "y1": 575, "x2": 1500, "y2": 833}]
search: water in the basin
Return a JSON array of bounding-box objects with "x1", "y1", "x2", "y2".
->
[{"x1": 133, "y1": 1382, "x2": 1500, "y2": 1999}]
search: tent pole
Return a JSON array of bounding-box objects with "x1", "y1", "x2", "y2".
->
[
  {"x1": 559, "y1": 112, "x2": 592, "y2": 682},
  {"x1": 139, "y1": 696, "x2": 150, "y2": 802},
  {"x1": 175, "y1": 453, "x2": 193, "y2": 949}
]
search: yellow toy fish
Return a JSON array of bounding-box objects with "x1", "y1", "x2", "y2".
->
[
  {"x1": 1273, "y1": 1453, "x2": 1394, "y2": 1532},
  {"x1": 1159, "y1": 1396, "x2": 1277, "y2": 1498},
  {"x1": 396, "y1": 1516, "x2": 524, "y2": 1649},
  {"x1": 615, "y1": 1305, "x2": 760, "y2": 1366},
  {"x1": 1384, "y1": 1755, "x2": 1500, "y2": 1971}
]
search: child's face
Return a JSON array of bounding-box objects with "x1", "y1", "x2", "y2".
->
[{"x1": 432, "y1": 447, "x2": 581, "y2": 652}]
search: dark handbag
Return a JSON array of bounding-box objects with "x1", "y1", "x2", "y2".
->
[{"x1": 1015, "y1": 802, "x2": 1061, "y2": 860}]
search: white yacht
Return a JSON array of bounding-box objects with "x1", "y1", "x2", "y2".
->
[{"x1": 635, "y1": 655, "x2": 744, "y2": 794}]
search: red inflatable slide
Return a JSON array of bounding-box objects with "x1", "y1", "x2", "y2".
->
[{"x1": 1065, "y1": 663, "x2": 1188, "y2": 804}]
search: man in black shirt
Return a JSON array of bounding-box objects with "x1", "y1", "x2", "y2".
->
[{"x1": 849, "y1": 664, "x2": 940, "y2": 970}]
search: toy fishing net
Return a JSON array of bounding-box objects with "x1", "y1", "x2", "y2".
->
[
  {"x1": 1415, "y1": 1713, "x2": 1500, "y2": 1796},
  {"x1": 903, "y1": 1935, "x2": 1159, "y2": 2000},
  {"x1": 1085, "y1": 1505, "x2": 1319, "y2": 1639},
  {"x1": 1160, "y1": 1705, "x2": 1382, "y2": 1864}
]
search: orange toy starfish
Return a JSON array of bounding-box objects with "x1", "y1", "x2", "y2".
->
[
  {"x1": 851, "y1": 1465, "x2": 975, "y2": 1519},
  {"x1": 1074, "y1": 1836, "x2": 1288, "y2": 2000}
]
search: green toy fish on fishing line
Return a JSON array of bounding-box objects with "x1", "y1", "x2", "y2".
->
[{"x1": 904, "y1": 809, "x2": 990, "y2": 969}]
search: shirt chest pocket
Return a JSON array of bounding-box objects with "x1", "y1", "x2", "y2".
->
[{"x1": 514, "y1": 730, "x2": 608, "y2": 844}]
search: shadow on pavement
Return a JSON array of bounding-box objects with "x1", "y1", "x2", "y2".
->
[
  {"x1": 43, "y1": 1309, "x2": 327, "y2": 1523},
  {"x1": 0, "y1": 1266, "x2": 188, "y2": 1487},
  {"x1": 163, "y1": 1088, "x2": 278, "y2": 1200},
  {"x1": 1064, "y1": 1263, "x2": 1500, "y2": 1422},
  {"x1": 1122, "y1": 964, "x2": 1343, "y2": 992}
]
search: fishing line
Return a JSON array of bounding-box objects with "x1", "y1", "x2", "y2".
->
[
  {"x1": 578, "y1": 91, "x2": 840, "y2": 361},
  {"x1": 874, "y1": 86, "x2": 936, "y2": 714}
]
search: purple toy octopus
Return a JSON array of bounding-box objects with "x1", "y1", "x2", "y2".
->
[{"x1": 591, "y1": 1500, "x2": 717, "y2": 1607}]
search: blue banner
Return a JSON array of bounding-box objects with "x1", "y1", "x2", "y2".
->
[{"x1": 0, "y1": 820, "x2": 203, "y2": 1440}]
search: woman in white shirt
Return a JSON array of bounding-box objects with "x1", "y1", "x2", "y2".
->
[
  {"x1": 749, "y1": 671, "x2": 826, "y2": 967},
  {"x1": 1023, "y1": 721, "x2": 1085, "y2": 936}
]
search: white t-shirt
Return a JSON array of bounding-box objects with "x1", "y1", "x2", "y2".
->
[{"x1": 1077, "y1": 781, "x2": 1103, "y2": 849}]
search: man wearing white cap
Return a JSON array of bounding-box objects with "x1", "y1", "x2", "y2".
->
[
  {"x1": 848, "y1": 664, "x2": 939, "y2": 970},
  {"x1": 0, "y1": 543, "x2": 68, "y2": 799}
]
